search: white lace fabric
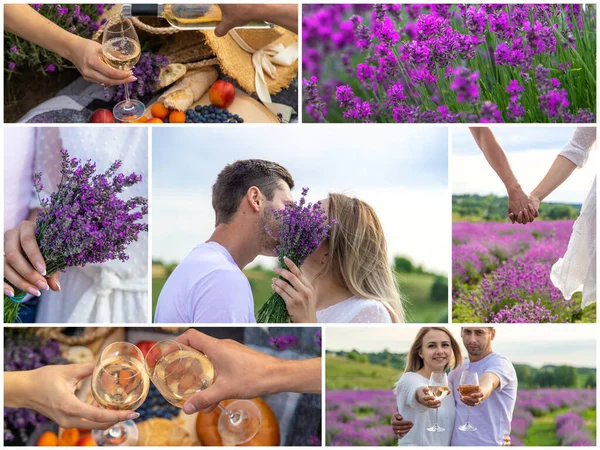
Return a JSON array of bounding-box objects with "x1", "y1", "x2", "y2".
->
[
  {"x1": 32, "y1": 128, "x2": 149, "y2": 323},
  {"x1": 316, "y1": 296, "x2": 393, "y2": 323}
]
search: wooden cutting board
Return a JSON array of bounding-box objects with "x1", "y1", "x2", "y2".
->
[{"x1": 144, "y1": 88, "x2": 279, "y2": 123}]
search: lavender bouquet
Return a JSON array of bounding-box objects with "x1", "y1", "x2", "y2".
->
[
  {"x1": 256, "y1": 188, "x2": 334, "y2": 323},
  {"x1": 111, "y1": 52, "x2": 169, "y2": 102},
  {"x1": 3, "y1": 149, "x2": 148, "y2": 323}
]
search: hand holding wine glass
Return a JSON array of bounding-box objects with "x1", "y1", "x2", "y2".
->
[
  {"x1": 102, "y1": 15, "x2": 145, "y2": 121},
  {"x1": 458, "y1": 370, "x2": 479, "y2": 432},
  {"x1": 426, "y1": 371, "x2": 449, "y2": 433},
  {"x1": 90, "y1": 342, "x2": 149, "y2": 446},
  {"x1": 145, "y1": 339, "x2": 262, "y2": 445}
]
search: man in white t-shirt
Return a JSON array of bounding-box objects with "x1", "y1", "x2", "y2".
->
[
  {"x1": 393, "y1": 327, "x2": 518, "y2": 446},
  {"x1": 154, "y1": 159, "x2": 294, "y2": 323}
]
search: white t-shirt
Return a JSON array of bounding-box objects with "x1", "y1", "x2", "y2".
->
[
  {"x1": 395, "y1": 372, "x2": 455, "y2": 446},
  {"x1": 154, "y1": 242, "x2": 255, "y2": 323},
  {"x1": 449, "y1": 353, "x2": 518, "y2": 446}
]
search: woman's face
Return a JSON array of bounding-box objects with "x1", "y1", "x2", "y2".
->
[
  {"x1": 419, "y1": 330, "x2": 453, "y2": 373},
  {"x1": 301, "y1": 198, "x2": 330, "y2": 280}
]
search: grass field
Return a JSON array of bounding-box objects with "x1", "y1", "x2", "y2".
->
[
  {"x1": 152, "y1": 267, "x2": 447, "y2": 322},
  {"x1": 326, "y1": 354, "x2": 400, "y2": 390}
]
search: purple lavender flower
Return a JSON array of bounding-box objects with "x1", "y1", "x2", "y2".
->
[
  {"x1": 8, "y1": 62, "x2": 16, "y2": 71},
  {"x1": 4, "y1": 149, "x2": 148, "y2": 322},
  {"x1": 45, "y1": 64, "x2": 56, "y2": 73},
  {"x1": 9, "y1": 46, "x2": 19, "y2": 54},
  {"x1": 450, "y1": 67, "x2": 480, "y2": 104},
  {"x1": 111, "y1": 53, "x2": 169, "y2": 102},
  {"x1": 303, "y1": 76, "x2": 327, "y2": 123},
  {"x1": 269, "y1": 334, "x2": 300, "y2": 351},
  {"x1": 256, "y1": 187, "x2": 335, "y2": 323}
]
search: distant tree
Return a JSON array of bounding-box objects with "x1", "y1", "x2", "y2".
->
[
  {"x1": 348, "y1": 350, "x2": 360, "y2": 361},
  {"x1": 554, "y1": 365, "x2": 578, "y2": 388},
  {"x1": 534, "y1": 368, "x2": 555, "y2": 387},
  {"x1": 430, "y1": 276, "x2": 448, "y2": 302},
  {"x1": 515, "y1": 365, "x2": 532, "y2": 388},
  {"x1": 546, "y1": 205, "x2": 576, "y2": 220},
  {"x1": 394, "y1": 256, "x2": 414, "y2": 273},
  {"x1": 584, "y1": 372, "x2": 596, "y2": 388}
]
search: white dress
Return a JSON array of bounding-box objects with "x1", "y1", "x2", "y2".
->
[
  {"x1": 550, "y1": 127, "x2": 596, "y2": 308},
  {"x1": 32, "y1": 128, "x2": 149, "y2": 323},
  {"x1": 316, "y1": 296, "x2": 393, "y2": 323},
  {"x1": 394, "y1": 372, "x2": 455, "y2": 446}
]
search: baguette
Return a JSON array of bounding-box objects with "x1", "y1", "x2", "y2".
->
[{"x1": 162, "y1": 67, "x2": 218, "y2": 111}]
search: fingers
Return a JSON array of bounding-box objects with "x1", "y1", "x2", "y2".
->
[
  {"x1": 68, "y1": 362, "x2": 95, "y2": 381},
  {"x1": 47, "y1": 272, "x2": 61, "y2": 292},
  {"x1": 182, "y1": 386, "x2": 224, "y2": 415},
  {"x1": 84, "y1": 68, "x2": 134, "y2": 86},
  {"x1": 508, "y1": 212, "x2": 515, "y2": 224},
  {"x1": 175, "y1": 329, "x2": 217, "y2": 354},
  {"x1": 3, "y1": 264, "x2": 42, "y2": 297},
  {"x1": 214, "y1": 19, "x2": 235, "y2": 37},
  {"x1": 528, "y1": 203, "x2": 538, "y2": 219},
  {"x1": 68, "y1": 400, "x2": 137, "y2": 427},
  {"x1": 18, "y1": 222, "x2": 46, "y2": 276},
  {"x1": 272, "y1": 278, "x2": 300, "y2": 304},
  {"x1": 4, "y1": 281, "x2": 14, "y2": 297},
  {"x1": 4, "y1": 226, "x2": 48, "y2": 292}
]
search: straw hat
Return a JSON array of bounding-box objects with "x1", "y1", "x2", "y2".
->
[{"x1": 94, "y1": 5, "x2": 298, "y2": 98}]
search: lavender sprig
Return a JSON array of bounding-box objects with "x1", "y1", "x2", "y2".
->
[
  {"x1": 4, "y1": 149, "x2": 148, "y2": 323},
  {"x1": 256, "y1": 188, "x2": 335, "y2": 323}
]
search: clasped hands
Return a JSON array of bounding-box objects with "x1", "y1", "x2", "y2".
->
[{"x1": 507, "y1": 185, "x2": 540, "y2": 225}]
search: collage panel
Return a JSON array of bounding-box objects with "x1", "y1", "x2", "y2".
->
[
  {"x1": 302, "y1": 4, "x2": 596, "y2": 124},
  {"x1": 4, "y1": 326, "x2": 322, "y2": 446},
  {"x1": 3, "y1": 126, "x2": 150, "y2": 324},
  {"x1": 151, "y1": 126, "x2": 449, "y2": 324},
  {"x1": 451, "y1": 126, "x2": 596, "y2": 323},
  {"x1": 325, "y1": 324, "x2": 596, "y2": 447},
  {"x1": 5, "y1": 3, "x2": 298, "y2": 124}
]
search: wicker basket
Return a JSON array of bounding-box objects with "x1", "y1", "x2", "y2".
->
[{"x1": 32, "y1": 327, "x2": 114, "y2": 346}]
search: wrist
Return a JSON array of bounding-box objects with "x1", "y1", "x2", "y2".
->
[
  {"x1": 61, "y1": 34, "x2": 85, "y2": 63},
  {"x1": 506, "y1": 182, "x2": 523, "y2": 195},
  {"x1": 5, "y1": 370, "x2": 37, "y2": 409}
]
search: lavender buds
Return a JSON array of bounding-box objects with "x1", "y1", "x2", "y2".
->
[
  {"x1": 4, "y1": 149, "x2": 148, "y2": 323},
  {"x1": 256, "y1": 188, "x2": 335, "y2": 323}
]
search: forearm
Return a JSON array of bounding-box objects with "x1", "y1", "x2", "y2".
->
[
  {"x1": 4, "y1": 371, "x2": 34, "y2": 409},
  {"x1": 530, "y1": 156, "x2": 577, "y2": 202},
  {"x1": 4, "y1": 4, "x2": 83, "y2": 62},
  {"x1": 267, "y1": 357, "x2": 321, "y2": 394},
  {"x1": 469, "y1": 127, "x2": 521, "y2": 193},
  {"x1": 253, "y1": 4, "x2": 298, "y2": 34}
]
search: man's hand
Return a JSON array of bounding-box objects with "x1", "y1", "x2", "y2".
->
[
  {"x1": 391, "y1": 413, "x2": 413, "y2": 438},
  {"x1": 507, "y1": 185, "x2": 537, "y2": 224},
  {"x1": 460, "y1": 386, "x2": 485, "y2": 407}
]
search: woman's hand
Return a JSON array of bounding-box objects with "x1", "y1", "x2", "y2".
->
[
  {"x1": 5, "y1": 364, "x2": 138, "y2": 430},
  {"x1": 272, "y1": 257, "x2": 317, "y2": 323},
  {"x1": 4, "y1": 221, "x2": 60, "y2": 297},
  {"x1": 507, "y1": 185, "x2": 537, "y2": 224},
  {"x1": 67, "y1": 38, "x2": 136, "y2": 86},
  {"x1": 416, "y1": 387, "x2": 442, "y2": 408}
]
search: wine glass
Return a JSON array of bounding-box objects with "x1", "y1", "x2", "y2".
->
[
  {"x1": 102, "y1": 15, "x2": 144, "y2": 122},
  {"x1": 458, "y1": 370, "x2": 479, "y2": 432},
  {"x1": 144, "y1": 340, "x2": 262, "y2": 445},
  {"x1": 90, "y1": 342, "x2": 149, "y2": 446},
  {"x1": 426, "y1": 371, "x2": 449, "y2": 432}
]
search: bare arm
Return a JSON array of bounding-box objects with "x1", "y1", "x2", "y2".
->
[
  {"x1": 528, "y1": 156, "x2": 578, "y2": 210},
  {"x1": 216, "y1": 4, "x2": 298, "y2": 36},
  {"x1": 469, "y1": 127, "x2": 536, "y2": 223},
  {"x1": 4, "y1": 4, "x2": 133, "y2": 86}
]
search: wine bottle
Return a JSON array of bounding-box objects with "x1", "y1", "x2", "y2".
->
[{"x1": 121, "y1": 4, "x2": 273, "y2": 31}]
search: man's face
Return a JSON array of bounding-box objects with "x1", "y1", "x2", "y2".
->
[
  {"x1": 461, "y1": 327, "x2": 495, "y2": 357},
  {"x1": 258, "y1": 182, "x2": 294, "y2": 256}
]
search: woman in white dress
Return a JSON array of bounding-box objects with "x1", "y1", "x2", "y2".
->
[
  {"x1": 394, "y1": 327, "x2": 462, "y2": 446},
  {"x1": 271, "y1": 193, "x2": 404, "y2": 323},
  {"x1": 527, "y1": 127, "x2": 596, "y2": 307},
  {"x1": 3, "y1": 127, "x2": 148, "y2": 323}
]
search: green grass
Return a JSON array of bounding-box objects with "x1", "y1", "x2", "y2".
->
[
  {"x1": 326, "y1": 354, "x2": 401, "y2": 390},
  {"x1": 153, "y1": 267, "x2": 448, "y2": 323},
  {"x1": 582, "y1": 408, "x2": 596, "y2": 438},
  {"x1": 524, "y1": 406, "x2": 597, "y2": 446}
]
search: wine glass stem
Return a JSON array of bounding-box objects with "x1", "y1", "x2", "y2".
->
[
  {"x1": 124, "y1": 81, "x2": 132, "y2": 106},
  {"x1": 218, "y1": 403, "x2": 242, "y2": 425},
  {"x1": 466, "y1": 405, "x2": 470, "y2": 425},
  {"x1": 435, "y1": 407, "x2": 439, "y2": 427},
  {"x1": 108, "y1": 424, "x2": 124, "y2": 439}
]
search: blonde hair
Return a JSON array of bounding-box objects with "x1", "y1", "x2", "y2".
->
[
  {"x1": 405, "y1": 327, "x2": 463, "y2": 373},
  {"x1": 320, "y1": 193, "x2": 404, "y2": 322}
]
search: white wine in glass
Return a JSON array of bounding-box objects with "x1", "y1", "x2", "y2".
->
[
  {"x1": 145, "y1": 340, "x2": 262, "y2": 445},
  {"x1": 91, "y1": 342, "x2": 149, "y2": 446},
  {"x1": 426, "y1": 371, "x2": 448, "y2": 433},
  {"x1": 458, "y1": 370, "x2": 479, "y2": 432},
  {"x1": 102, "y1": 16, "x2": 145, "y2": 122}
]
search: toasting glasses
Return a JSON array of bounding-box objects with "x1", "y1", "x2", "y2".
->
[{"x1": 144, "y1": 340, "x2": 262, "y2": 445}]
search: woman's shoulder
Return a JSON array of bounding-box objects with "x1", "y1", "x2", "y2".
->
[{"x1": 349, "y1": 298, "x2": 393, "y2": 323}]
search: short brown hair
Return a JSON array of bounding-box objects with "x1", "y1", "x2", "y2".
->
[
  {"x1": 405, "y1": 327, "x2": 463, "y2": 373},
  {"x1": 212, "y1": 159, "x2": 294, "y2": 225}
]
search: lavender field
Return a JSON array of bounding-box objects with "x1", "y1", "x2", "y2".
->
[
  {"x1": 452, "y1": 221, "x2": 596, "y2": 323},
  {"x1": 326, "y1": 388, "x2": 596, "y2": 446}
]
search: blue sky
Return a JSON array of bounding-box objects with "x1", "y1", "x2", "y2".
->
[
  {"x1": 452, "y1": 126, "x2": 596, "y2": 203},
  {"x1": 152, "y1": 126, "x2": 449, "y2": 273},
  {"x1": 326, "y1": 324, "x2": 597, "y2": 368}
]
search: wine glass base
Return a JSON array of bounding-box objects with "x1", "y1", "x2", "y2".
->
[
  {"x1": 91, "y1": 420, "x2": 139, "y2": 446},
  {"x1": 114, "y1": 99, "x2": 145, "y2": 122},
  {"x1": 218, "y1": 400, "x2": 262, "y2": 445},
  {"x1": 458, "y1": 423, "x2": 477, "y2": 432},
  {"x1": 427, "y1": 424, "x2": 445, "y2": 432}
]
